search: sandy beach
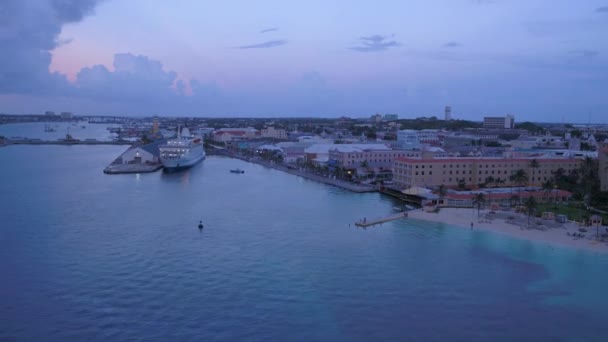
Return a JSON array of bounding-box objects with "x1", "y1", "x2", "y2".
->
[{"x1": 407, "y1": 207, "x2": 608, "y2": 254}]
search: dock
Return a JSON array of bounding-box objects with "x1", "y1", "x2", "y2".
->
[
  {"x1": 355, "y1": 212, "x2": 408, "y2": 228},
  {"x1": 103, "y1": 140, "x2": 164, "y2": 174},
  {"x1": 103, "y1": 163, "x2": 163, "y2": 174}
]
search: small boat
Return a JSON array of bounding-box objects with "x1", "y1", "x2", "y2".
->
[
  {"x1": 230, "y1": 169, "x2": 245, "y2": 174},
  {"x1": 198, "y1": 221, "x2": 204, "y2": 229}
]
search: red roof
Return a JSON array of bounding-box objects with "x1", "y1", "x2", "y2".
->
[
  {"x1": 395, "y1": 157, "x2": 582, "y2": 164},
  {"x1": 215, "y1": 131, "x2": 246, "y2": 136},
  {"x1": 445, "y1": 189, "x2": 571, "y2": 200}
]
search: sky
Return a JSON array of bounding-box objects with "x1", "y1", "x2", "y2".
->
[{"x1": 1, "y1": 0, "x2": 607, "y2": 121}]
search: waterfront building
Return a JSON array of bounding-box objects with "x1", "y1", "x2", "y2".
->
[
  {"x1": 433, "y1": 187, "x2": 573, "y2": 208},
  {"x1": 393, "y1": 155, "x2": 582, "y2": 190},
  {"x1": 115, "y1": 142, "x2": 162, "y2": 165},
  {"x1": 328, "y1": 146, "x2": 419, "y2": 168},
  {"x1": 305, "y1": 143, "x2": 390, "y2": 166},
  {"x1": 212, "y1": 128, "x2": 259, "y2": 142},
  {"x1": 483, "y1": 114, "x2": 514, "y2": 129},
  {"x1": 261, "y1": 126, "x2": 287, "y2": 140},
  {"x1": 44, "y1": 111, "x2": 56, "y2": 116},
  {"x1": 600, "y1": 143, "x2": 608, "y2": 192}
]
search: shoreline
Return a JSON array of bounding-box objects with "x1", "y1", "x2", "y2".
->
[
  {"x1": 407, "y1": 207, "x2": 608, "y2": 254},
  {"x1": 212, "y1": 150, "x2": 376, "y2": 193}
]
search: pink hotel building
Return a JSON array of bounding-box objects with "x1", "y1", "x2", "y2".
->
[{"x1": 393, "y1": 156, "x2": 582, "y2": 189}]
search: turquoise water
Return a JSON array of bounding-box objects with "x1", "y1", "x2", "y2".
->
[{"x1": 1, "y1": 145, "x2": 608, "y2": 341}]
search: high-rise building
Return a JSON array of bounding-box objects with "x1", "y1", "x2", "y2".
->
[
  {"x1": 152, "y1": 117, "x2": 159, "y2": 134},
  {"x1": 483, "y1": 114, "x2": 514, "y2": 129},
  {"x1": 444, "y1": 106, "x2": 452, "y2": 121}
]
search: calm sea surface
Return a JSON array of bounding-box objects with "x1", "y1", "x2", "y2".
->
[
  {"x1": 2, "y1": 143, "x2": 608, "y2": 341},
  {"x1": 0, "y1": 122, "x2": 119, "y2": 141}
]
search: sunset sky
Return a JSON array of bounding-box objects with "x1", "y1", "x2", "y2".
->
[{"x1": 1, "y1": 0, "x2": 607, "y2": 121}]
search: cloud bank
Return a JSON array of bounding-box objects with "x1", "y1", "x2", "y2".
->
[{"x1": 0, "y1": 0, "x2": 102, "y2": 94}]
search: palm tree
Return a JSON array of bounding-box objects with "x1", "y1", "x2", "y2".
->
[
  {"x1": 473, "y1": 192, "x2": 486, "y2": 217},
  {"x1": 509, "y1": 169, "x2": 529, "y2": 204},
  {"x1": 485, "y1": 176, "x2": 495, "y2": 188},
  {"x1": 524, "y1": 196, "x2": 537, "y2": 228},
  {"x1": 438, "y1": 184, "x2": 447, "y2": 206},
  {"x1": 529, "y1": 159, "x2": 540, "y2": 186},
  {"x1": 542, "y1": 180, "x2": 554, "y2": 204}
]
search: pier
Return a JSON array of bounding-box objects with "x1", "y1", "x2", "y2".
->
[
  {"x1": 103, "y1": 141, "x2": 164, "y2": 174},
  {"x1": 355, "y1": 212, "x2": 408, "y2": 228}
]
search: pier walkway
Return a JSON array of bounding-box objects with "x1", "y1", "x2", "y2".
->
[{"x1": 355, "y1": 212, "x2": 408, "y2": 228}]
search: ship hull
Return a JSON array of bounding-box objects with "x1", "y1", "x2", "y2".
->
[{"x1": 161, "y1": 153, "x2": 205, "y2": 172}]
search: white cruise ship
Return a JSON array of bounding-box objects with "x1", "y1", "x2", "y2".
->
[{"x1": 159, "y1": 126, "x2": 206, "y2": 172}]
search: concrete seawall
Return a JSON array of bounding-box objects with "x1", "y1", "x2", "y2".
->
[{"x1": 212, "y1": 149, "x2": 376, "y2": 193}]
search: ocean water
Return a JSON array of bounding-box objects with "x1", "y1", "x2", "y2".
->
[
  {"x1": 0, "y1": 122, "x2": 118, "y2": 141},
  {"x1": 1, "y1": 145, "x2": 608, "y2": 341}
]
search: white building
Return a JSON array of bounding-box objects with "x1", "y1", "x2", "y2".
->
[
  {"x1": 483, "y1": 115, "x2": 515, "y2": 129},
  {"x1": 397, "y1": 130, "x2": 422, "y2": 150},
  {"x1": 305, "y1": 143, "x2": 389, "y2": 165},
  {"x1": 212, "y1": 128, "x2": 259, "y2": 142},
  {"x1": 120, "y1": 146, "x2": 158, "y2": 164},
  {"x1": 261, "y1": 126, "x2": 287, "y2": 140}
]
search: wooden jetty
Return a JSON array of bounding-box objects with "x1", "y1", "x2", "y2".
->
[{"x1": 355, "y1": 212, "x2": 408, "y2": 228}]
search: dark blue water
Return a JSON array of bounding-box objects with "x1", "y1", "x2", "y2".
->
[{"x1": 2, "y1": 145, "x2": 608, "y2": 341}]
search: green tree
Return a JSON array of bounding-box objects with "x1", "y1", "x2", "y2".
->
[
  {"x1": 509, "y1": 169, "x2": 529, "y2": 204},
  {"x1": 438, "y1": 184, "x2": 447, "y2": 206},
  {"x1": 473, "y1": 192, "x2": 486, "y2": 217},
  {"x1": 542, "y1": 180, "x2": 555, "y2": 203},
  {"x1": 524, "y1": 196, "x2": 537, "y2": 227}
]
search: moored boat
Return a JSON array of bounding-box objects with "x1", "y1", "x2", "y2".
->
[{"x1": 159, "y1": 126, "x2": 206, "y2": 172}]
